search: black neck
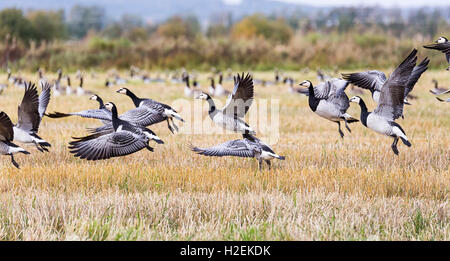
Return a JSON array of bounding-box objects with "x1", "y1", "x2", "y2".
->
[
  {"x1": 126, "y1": 90, "x2": 143, "y2": 107},
  {"x1": 67, "y1": 77, "x2": 71, "y2": 86},
  {"x1": 308, "y1": 84, "x2": 320, "y2": 111},
  {"x1": 185, "y1": 76, "x2": 190, "y2": 88},
  {"x1": 110, "y1": 105, "x2": 120, "y2": 130},
  {"x1": 357, "y1": 99, "x2": 370, "y2": 127},
  {"x1": 79, "y1": 77, "x2": 83, "y2": 87},
  {"x1": 97, "y1": 97, "x2": 105, "y2": 109},
  {"x1": 206, "y1": 95, "x2": 216, "y2": 115},
  {"x1": 219, "y1": 74, "x2": 222, "y2": 84},
  {"x1": 210, "y1": 78, "x2": 215, "y2": 88}
]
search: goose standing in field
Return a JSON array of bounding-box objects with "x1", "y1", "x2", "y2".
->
[
  {"x1": 183, "y1": 73, "x2": 196, "y2": 98},
  {"x1": 342, "y1": 57, "x2": 429, "y2": 105},
  {"x1": 429, "y1": 79, "x2": 449, "y2": 95},
  {"x1": 13, "y1": 82, "x2": 52, "y2": 152},
  {"x1": 115, "y1": 87, "x2": 184, "y2": 133},
  {"x1": 65, "y1": 76, "x2": 73, "y2": 95},
  {"x1": 52, "y1": 68, "x2": 63, "y2": 97},
  {"x1": 423, "y1": 36, "x2": 450, "y2": 71},
  {"x1": 195, "y1": 72, "x2": 256, "y2": 134},
  {"x1": 76, "y1": 75, "x2": 93, "y2": 96},
  {"x1": 349, "y1": 49, "x2": 419, "y2": 155},
  {"x1": 298, "y1": 78, "x2": 358, "y2": 138},
  {"x1": 212, "y1": 72, "x2": 230, "y2": 97},
  {"x1": 190, "y1": 134, "x2": 285, "y2": 170},
  {"x1": 37, "y1": 68, "x2": 48, "y2": 86},
  {"x1": 69, "y1": 102, "x2": 163, "y2": 161},
  {"x1": 47, "y1": 94, "x2": 112, "y2": 124},
  {"x1": 0, "y1": 111, "x2": 30, "y2": 168}
]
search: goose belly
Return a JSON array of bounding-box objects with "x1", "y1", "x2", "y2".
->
[
  {"x1": 13, "y1": 127, "x2": 34, "y2": 143},
  {"x1": 366, "y1": 114, "x2": 392, "y2": 136},
  {"x1": 315, "y1": 101, "x2": 342, "y2": 121},
  {"x1": 212, "y1": 113, "x2": 252, "y2": 133}
]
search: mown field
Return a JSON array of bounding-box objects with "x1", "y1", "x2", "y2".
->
[{"x1": 0, "y1": 69, "x2": 448, "y2": 240}]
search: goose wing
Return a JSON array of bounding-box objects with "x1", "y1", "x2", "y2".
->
[
  {"x1": 16, "y1": 82, "x2": 40, "y2": 132},
  {"x1": 119, "y1": 106, "x2": 166, "y2": 127},
  {"x1": 47, "y1": 109, "x2": 112, "y2": 121},
  {"x1": 342, "y1": 70, "x2": 386, "y2": 93},
  {"x1": 0, "y1": 111, "x2": 14, "y2": 141},
  {"x1": 38, "y1": 82, "x2": 51, "y2": 119},
  {"x1": 222, "y1": 72, "x2": 254, "y2": 118},
  {"x1": 404, "y1": 57, "x2": 429, "y2": 98},
  {"x1": 190, "y1": 139, "x2": 255, "y2": 158},
  {"x1": 374, "y1": 49, "x2": 418, "y2": 120},
  {"x1": 68, "y1": 130, "x2": 149, "y2": 160},
  {"x1": 327, "y1": 79, "x2": 351, "y2": 113}
]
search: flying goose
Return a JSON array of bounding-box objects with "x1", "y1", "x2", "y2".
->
[
  {"x1": 115, "y1": 87, "x2": 184, "y2": 133},
  {"x1": 298, "y1": 78, "x2": 358, "y2": 138},
  {"x1": 0, "y1": 111, "x2": 30, "y2": 168},
  {"x1": 349, "y1": 49, "x2": 419, "y2": 155},
  {"x1": 342, "y1": 57, "x2": 429, "y2": 105},
  {"x1": 47, "y1": 94, "x2": 112, "y2": 124},
  {"x1": 190, "y1": 134, "x2": 285, "y2": 170},
  {"x1": 69, "y1": 102, "x2": 163, "y2": 161},
  {"x1": 195, "y1": 72, "x2": 256, "y2": 134},
  {"x1": 13, "y1": 82, "x2": 52, "y2": 152},
  {"x1": 423, "y1": 36, "x2": 450, "y2": 71},
  {"x1": 429, "y1": 79, "x2": 449, "y2": 95}
]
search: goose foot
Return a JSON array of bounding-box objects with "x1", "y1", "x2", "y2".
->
[
  {"x1": 258, "y1": 158, "x2": 263, "y2": 171},
  {"x1": 10, "y1": 154, "x2": 19, "y2": 169},
  {"x1": 34, "y1": 141, "x2": 44, "y2": 152},
  {"x1": 266, "y1": 160, "x2": 271, "y2": 170},
  {"x1": 167, "y1": 119, "x2": 175, "y2": 134},
  {"x1": 171, "y1": 118, "x2": 179, "y2": 132},
  {"x1": 337, "y1": 122, "x2": 344, "y2": 138},
  {"x1": 344, "y1": 119, "x2": 351, "y2": 133},
  {"x1": 391, "y1": 138, "x2": 399, "y2": 155}
]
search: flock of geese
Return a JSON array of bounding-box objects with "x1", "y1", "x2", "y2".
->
[{"x1": 0, "y1": 37, "x2": 449, "y2": 169}]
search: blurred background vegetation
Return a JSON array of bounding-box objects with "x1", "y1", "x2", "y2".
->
[{"x1": 0, "y1": 2, "x2": 449, "y2": 71}]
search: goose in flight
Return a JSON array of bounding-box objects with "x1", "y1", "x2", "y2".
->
[
  {"x1": 298, "y1": 78, "x2": 358, "y2": 138},
  {"x1": 349, "y1": 49, "x2": 419, "y2": 155},
  {"x1": 115, "y1": 87, "x2": 184, "y2": 133},
  {"x1": 196, "y1": 72, "x2": 255, "y2": 134},
  {"x1": 342, "y1": 57, "x2": 429, "y2": 105},
  {"x1": 13, "y1": 82, "x2": 52, "y2": 152},
  {"x1": 423, "y1": 36, "x2": 450, "y2": 71},
  {"x1": 190, "y1": 134, "x2": 285, "y2": 170},
  {"x1": 69, "y1": 102, "x2": 163, "y2": 161},
  {"x1": 47, "y1": 94, "x2": 112, "y2": 124},
  {"x1": 0, "y1": 111, "x2": 30, "y2": 168}
]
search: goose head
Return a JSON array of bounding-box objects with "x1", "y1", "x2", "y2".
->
[
  {"x1": 89, "y1": 94, "x2": 99, "y2": 101},
  {"x1": 104, "y1": 102, "x2": 115, "y2": 111},
  {"x1": 116, "y1": 87, "x2": 130, "y2": 95},
  {"x1": 195, "y1": 92, "x2": 210, "y2": 100},
  {"x1": 299, "y1": 80, "x2": 312, "y2": 88},
  {"x1": 436, "y1": 37, "x2": 448, "y2": 44},
  {"x1": 349, "y1": 96, "x2": 362, "y2": 104}
]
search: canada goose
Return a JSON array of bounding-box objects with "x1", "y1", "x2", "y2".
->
[
  {"x1": 115, "y1": 87, "x2": 184, "y2": 133},
  {"x1": 47, "y1": 94, "x2": 112, "y2": 124},
  {"x1": 65, "y1": 76, "x2": 73, "y2": 95},
  {"x1": 429, "y1": 79, "x2": 449, "y2": 95},
  {"x1": 0, "y1": 111, "x2": 30, "y2": 168},
  {"x1": 423, "y1": 36, "x2": 450, "y2": 70},
  {"x1": 298, "y1": 78, "x2": 358, "y2": 138},
  {"x1": 195, "y1": 72, "x2": 255, "y2": 134},
  {"x1": 13, "y1": 82, "x2": 51, "y2": 152},
  {"x1": 190, "y1": 134, "x2": 285, "y2": 170},
  {"x1": 76, "y1": 75, "x2": 93, "y2": 96},
  {"x1": 68, "y1": 102, "x2": 163, "y2": 161},
  {"x1": 342, "y1": 57, "x2": 429, "y2": 105},
  {"x1": 349, "y1": 49, "x2": 419, "y2": 155}
]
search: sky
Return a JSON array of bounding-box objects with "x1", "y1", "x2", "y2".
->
[{"x1": 224, "y1": 0, "x2": 450, "y2": 7}]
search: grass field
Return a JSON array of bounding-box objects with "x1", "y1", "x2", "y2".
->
[{"x1": 0, "y1": 70, "x2": 448, "y2": 240}]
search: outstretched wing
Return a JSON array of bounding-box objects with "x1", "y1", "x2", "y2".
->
[
  {"x1": 38, "y1": 82, "x2": 51, "y2": 120},
  {"x1": 47, "y1": 109, "x2": 112, "y2": 121},
  {"x1": 190, "y1": 139, "x2": 255, "y2": 158},
  {"x1": 69, "y1": 131, "x2": 149, "y2": 160},
  {"x1": 375, "y1": 49, "x2": 417, "y2": 120},
  {"x1": 0, "y1": 111, "x2": 14, "y2": 141},
  {"x1": 404, "y1": 57, "x2": 429, "y2": 98},
  {"x1": 17, "y1": 82, "x2": 40, "y2": 132},
  {"x1": 342, "y1": 70, "x2": 387, "y2": 93},
  {"x1": 222, "y1": 72, "x2": 254, "y2": 118}
]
